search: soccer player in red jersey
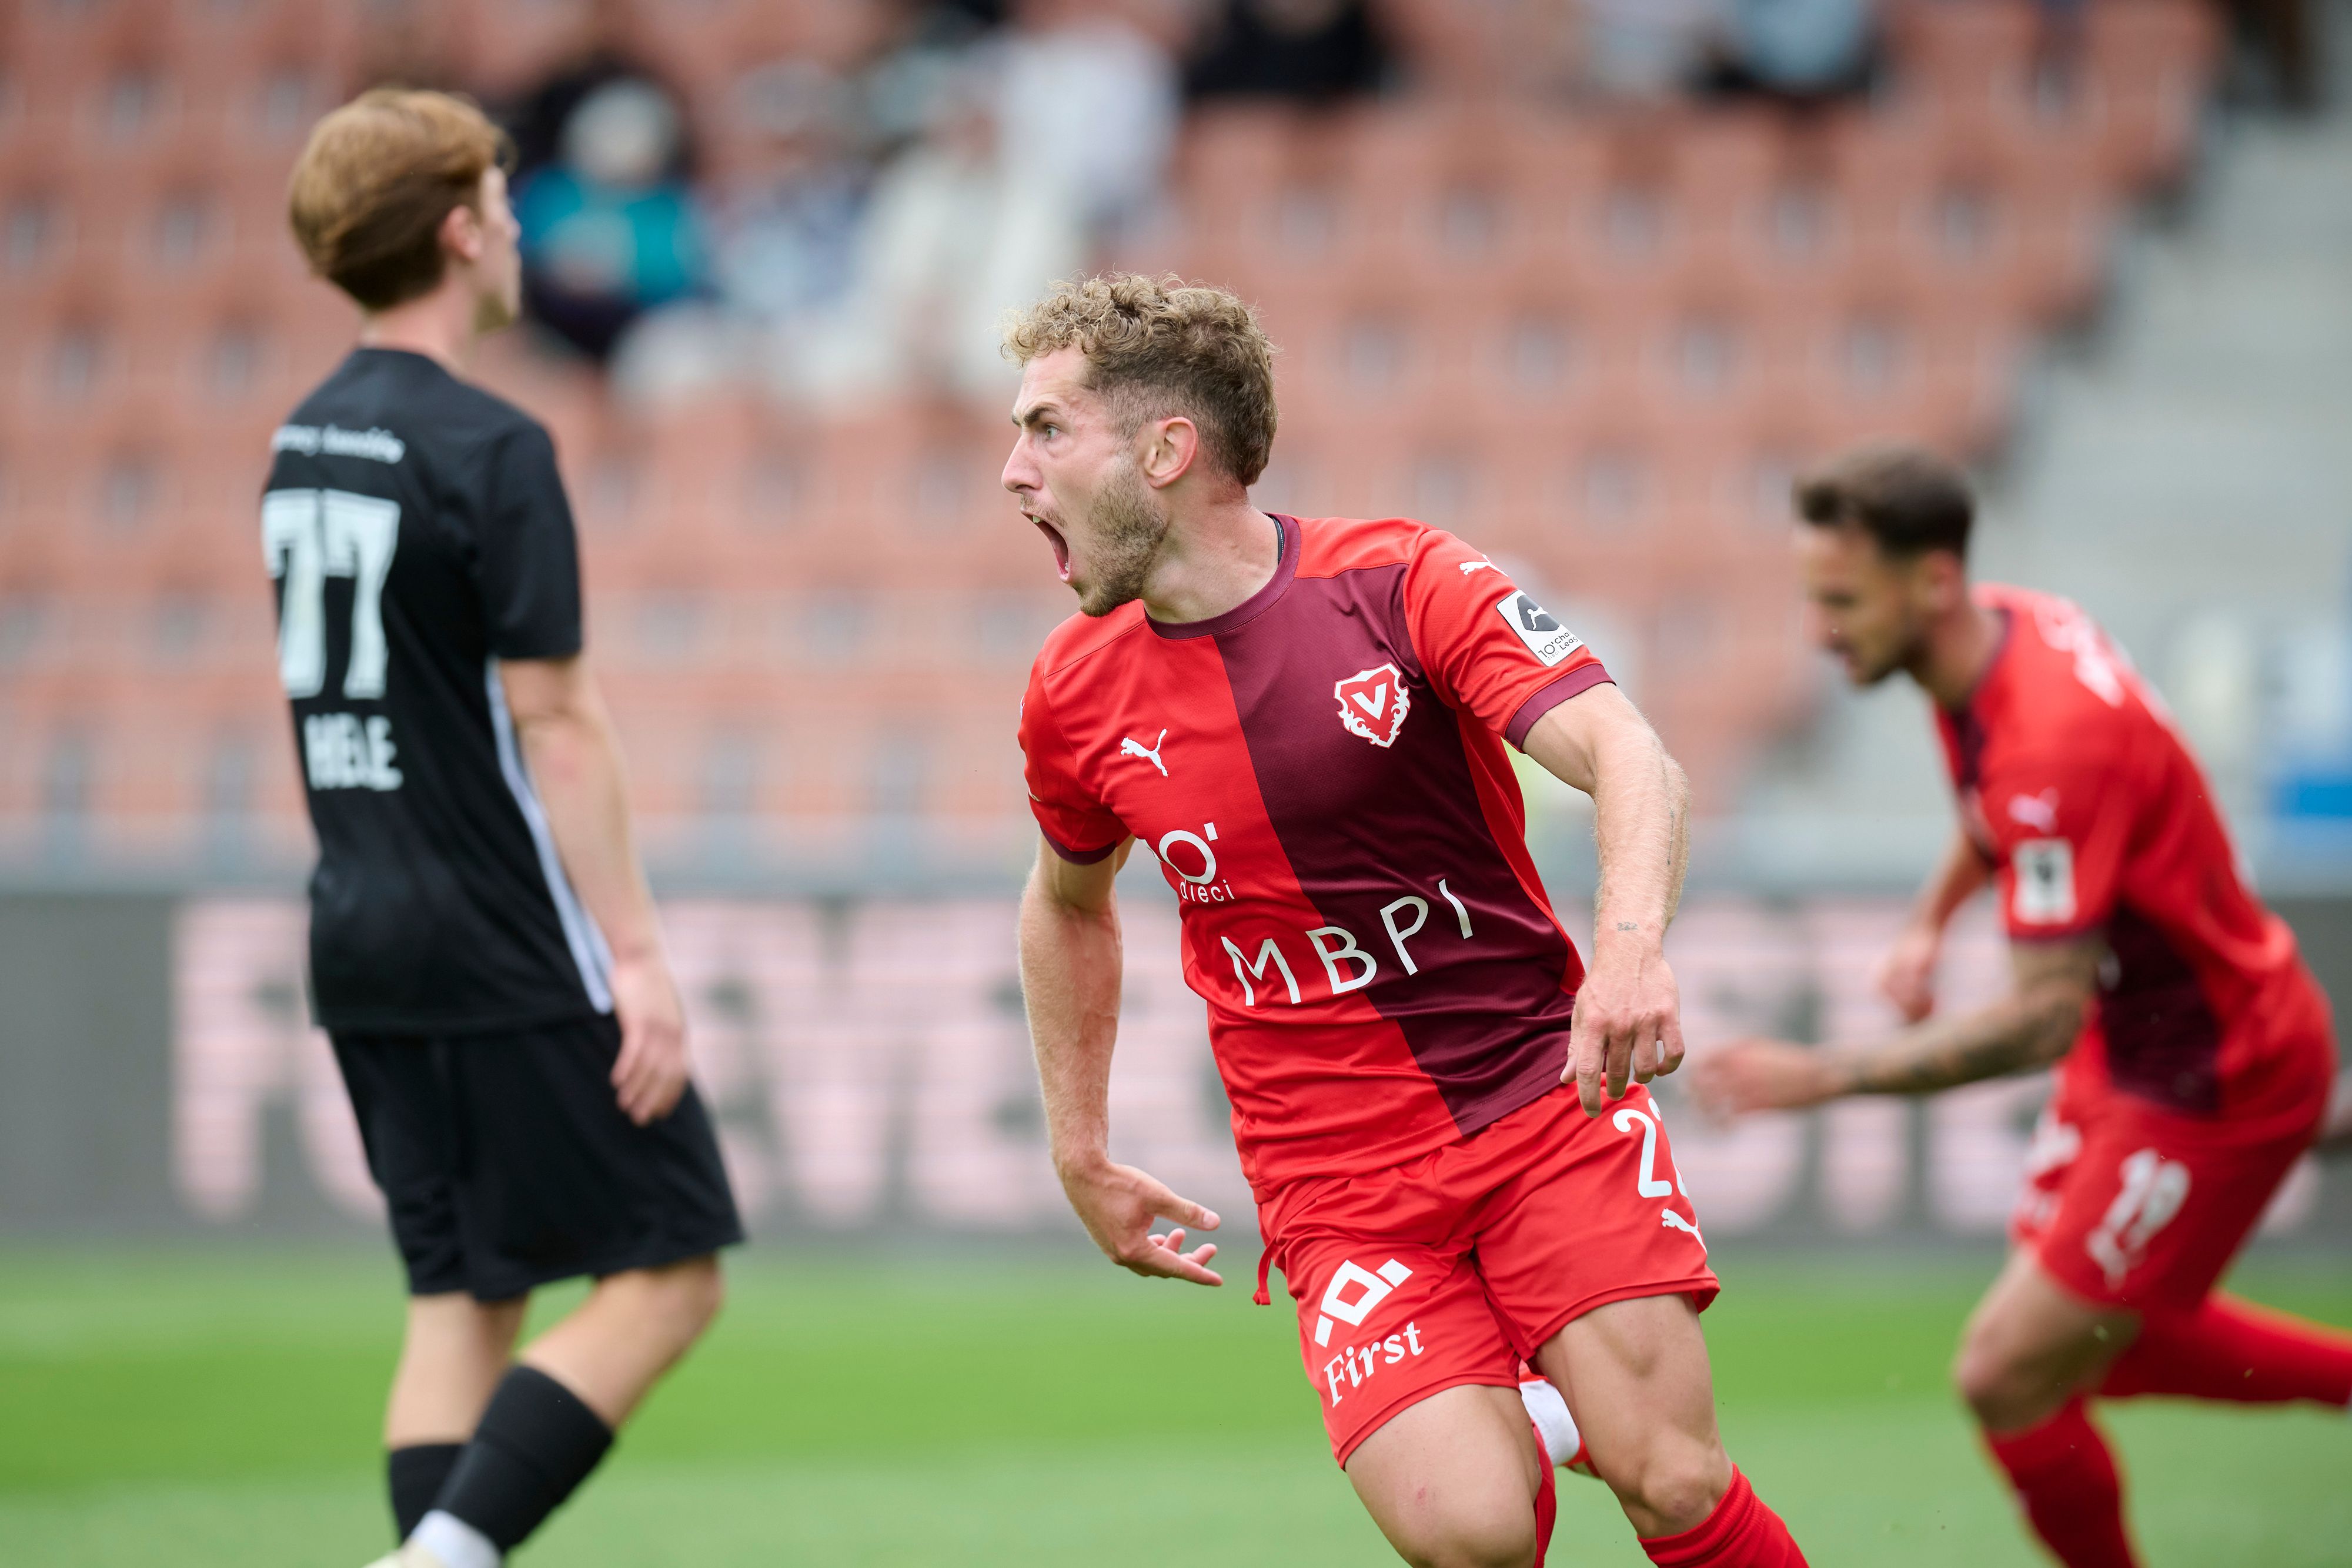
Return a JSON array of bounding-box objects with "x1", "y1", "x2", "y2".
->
[
  {"x1": 1004, "y1": 275, "x2": 1810, "y2": 1568},
  {"x1": 1696, "y1": 446, "x2": 2352, "y2": 1568}
]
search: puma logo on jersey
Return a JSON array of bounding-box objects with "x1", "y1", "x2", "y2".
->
[
  {"x1": 1458, "y1": 558, "x2": 1496, "y2": 576},
  {"x1": 2007, "y1": 789, "x2": 2060, "y2": 833},
  {"x1": 1119, "y1": 730, "x2": 1168, "y2": 775},
  {"x1": 1335, "y1": 664, "x2": 1411, "y2": 747}
]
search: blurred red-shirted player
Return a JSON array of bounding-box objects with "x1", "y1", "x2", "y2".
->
[
  {"x1": 1697, "y1": 445, "x2": 2352, "y2": 1568},
  {"x1": 1002, "y1": 274, "x2": 1808, "y2": 1568}
]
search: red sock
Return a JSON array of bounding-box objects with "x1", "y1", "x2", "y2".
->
[
  {"x1": 1638, "y1": 1468, "x2": 1808, "y2": 1567},
  {"x1": 2102, "y1": 1294, "x2": 2352, "y2": 1407},
  {"x1": 1529, "y1": 1422, "x2": 1557, "y2": 1568},
  {"x1": 1982, "y1": 1399, "x2": 2137, "y2": 1568}
]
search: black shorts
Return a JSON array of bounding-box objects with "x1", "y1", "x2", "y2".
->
[{"x1": 331, "y1": 1014, "x2": 744, "y2": 1301}]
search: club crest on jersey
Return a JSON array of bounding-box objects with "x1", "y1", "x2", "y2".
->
[{"x1": 1334, "y1": 664, "x2": 1411, "y2": 747}]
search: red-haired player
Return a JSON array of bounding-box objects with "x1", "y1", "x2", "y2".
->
[{"x1": 1697, "y1": 445, "x2": 2352, "y2": 1568}]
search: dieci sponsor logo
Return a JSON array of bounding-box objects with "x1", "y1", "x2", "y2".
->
[{"x1": 1334, "y1": 663, "x2": 1410, "y2": 747}]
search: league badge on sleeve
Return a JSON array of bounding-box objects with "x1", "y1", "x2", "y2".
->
[
  {"x1": 1494, "y1": 590, "x2": 1583, "y2": 666},
  {"x1": 2012, "y1": 838, "x2": 2077, "y2": 925},
  {"x1": 1335, "y1": 664, "x2": 1411, "y2": 748}
]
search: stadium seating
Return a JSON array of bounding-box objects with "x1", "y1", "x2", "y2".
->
[{"x1": 0, "y1": 0, "x2": 2223, "y2": 868}]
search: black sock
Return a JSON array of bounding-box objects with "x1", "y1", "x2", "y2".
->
[
  {"x1": 387, "y1": 1442, "x2": 465, "y2": 1540},
  {"x1": 433, "y1": 1365, "x2": 614, "y2": 1551}
]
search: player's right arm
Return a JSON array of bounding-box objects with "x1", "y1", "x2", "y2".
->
[
  {"x1": 1877, "y1": 828, "x2": 1994, "y2": 1022},
  {"x1": 1695, "y1": 933, "x2": 2100, "y2": 1112},
  {"x1": 1698, "y1": 744, "x2": 2129, "y2": 1115},
  {"x1": 1018, "y1": 837, "x2": 1224, "y2": 1286}
]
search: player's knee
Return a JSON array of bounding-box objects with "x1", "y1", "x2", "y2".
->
[
  {"x1": 1602, "y1": 1435, "x2": 1729, "y2": 1536},
  {"x1": 1952, "y1": 1331, "x2": 2037, "y2": 1427},
  {"x1": 664, "y1": 1256, "x2": 726, "y2": 1340},
  {"x1": 609, "y1": 1256, "x2": 725, "y2": 1348}
]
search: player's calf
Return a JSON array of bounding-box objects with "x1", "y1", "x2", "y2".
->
[
  {"x1": 380, "y1": 1258, "x2": 727, "y2": 1568},
  {"x1": 523, "y1": 1254, "x2": 726, "y2": 1425}
]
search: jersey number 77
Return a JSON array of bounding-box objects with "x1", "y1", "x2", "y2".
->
[{"x1": 262, "y1": 487, "x2": 402, "y2": 700}]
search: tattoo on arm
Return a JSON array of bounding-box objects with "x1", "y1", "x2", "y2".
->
[
  {"x1": 1834, "y1": 1000, "x2": 2071, "y2": 1094},
  {"x1": 1829, "y1": 936, "x2": 2104, "y2": 1096}
]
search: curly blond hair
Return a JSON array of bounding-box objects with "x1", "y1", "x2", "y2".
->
[{"x1": 1003, "y1": 273, "x2": 1278, "y2": 487}]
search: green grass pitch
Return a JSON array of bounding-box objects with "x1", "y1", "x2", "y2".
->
[{"x1": 1, "y1": 1243, "x2": 2347, "y2": 1566}]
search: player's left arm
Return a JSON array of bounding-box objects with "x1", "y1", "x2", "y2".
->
[
  {"x1": 1397, "y1": 530, "x2": 1688, "y2": 1118},
  {"x1": 501, "y1": 654, "x2": 688, "y2": 1126},
  {"x1": 476, "y1": 422, "x2": 687, "y2": 1126},
  {"x1": 1523, "y1": 687, "x2": 1691, "y2": 1117},
  {"x1": 1695, "y1": 934, "x2": 2103, "y2": 1113}
]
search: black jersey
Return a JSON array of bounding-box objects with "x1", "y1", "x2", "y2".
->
[{"x1": 263, "y1": 347, "x2": 613, "y2": 1032}]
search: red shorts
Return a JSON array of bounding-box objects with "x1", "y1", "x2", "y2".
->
[
  {"x1": 2013, "y1": 1074, "x2": 2324, "y2": 1310},
  {"x1": 1258, "y1": 1082, "x2": 1718, "y2": 1466}
]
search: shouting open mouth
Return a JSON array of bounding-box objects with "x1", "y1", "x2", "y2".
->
[{"x1": 1030, "y1": 513, "x2": 1071, "y2": 583}]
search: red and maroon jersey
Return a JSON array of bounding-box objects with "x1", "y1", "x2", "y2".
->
[
  {"x1": 1936, "y1": 584, "x2": 2334, "y2": 1129},
  {"x1": 1020, "y1": 515, "x2": 1612, "y2": 1196}
]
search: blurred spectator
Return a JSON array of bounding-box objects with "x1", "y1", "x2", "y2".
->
[
  {"x1": 503, "y1": 1, "x2": 696, "y2": 186},
  {"x1": 610, "y1": 61, "x2": 873, "y2": 406},
  {"x1": 783, "y1": 0, "x2": 1179, "y2": 404},
  {"x1": 514, "y1": 78, "x2": 711, "y2": 362},
  {"x1": 1184, "y1": 0, "x2": 1392, "y2": 102},
  {"x1": 998, "y1": 0, "x2": 1181, "y2": 238},
  {"x1": 1700, "y1": 0, "x2": 1877, "y2": 105},
  {"x1": 858, "y1": 0, "x2": 1003, "y2": 158},
  {"x1": 710, "y1": 62, "x2": 870, "y2": 330}
]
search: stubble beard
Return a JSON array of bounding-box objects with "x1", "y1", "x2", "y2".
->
[
  {"x1": 1073, "y1": 459, "x2": 1171, "y2": 618},
  {"x1": 1859, "y1": 621, "x2": 1932, "y2": 688}
]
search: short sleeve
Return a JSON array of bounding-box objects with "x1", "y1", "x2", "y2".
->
[
  {"x1": 472, "y1": 423, "x2": 584, "y2": 660},
  {"x1": 1401, "y1": 529, "x2": 1612, "y2": 747},
  {"x1": 1978, "y1": 750, "x2": 2132, "y2": 941},
  {"x1": 1018, "y1": 665, "x2": 1127, "y2": 864}
]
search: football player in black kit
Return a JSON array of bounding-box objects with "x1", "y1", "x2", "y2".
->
[{"x1": 270, "y1": 89, "x2": 741, "y2": 1568}]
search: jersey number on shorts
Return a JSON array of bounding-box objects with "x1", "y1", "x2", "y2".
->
[
  {"x1": 263, "y1": 489, "x2": 401, "y2": 699},
  {"x1": 2086, "y1": 1146, "x2": 2190, "y2": 1288},
  {"x1": 1615, "y1": 1105, "x2": 1704, "y2": 1243}
]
